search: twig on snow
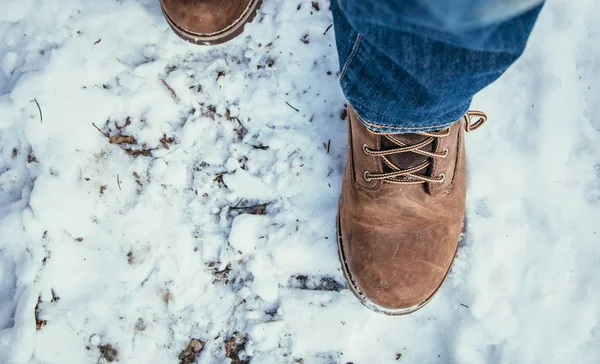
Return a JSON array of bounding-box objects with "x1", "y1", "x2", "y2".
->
[
  {"x1": 31, "y1": 99, "x2": 43, "y2": 122},
  {"x1": 228, "y1": 200, "x2": 270, "y2": 215},
  {"x1": 252, "y1": 143, "x2": 269, "y2": 150},
  {"x1": 230, "y1": 199, "x2": 245, "y2": 209},
  {"x1": 323, "y1": 24, "x2": 333, "y2": 35},
  {"x1": 161, "y1": 79, "x2": 178, "y2": 100},
  {"x1": 117, "y1": 174, "x2": 122, "y2": 191},
  {"x1": 92, "y1": 122, "x2": 109, "y2": 137},
  {"x1": 285, "y1": 101, "x2": 300, "y2": 112}
]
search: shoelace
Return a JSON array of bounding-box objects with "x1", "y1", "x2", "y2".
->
[{"x1": 363, "y1": 111, "x2": 487, "y2": 185}]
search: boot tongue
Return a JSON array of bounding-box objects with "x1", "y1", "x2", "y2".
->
[{"x1": 380, "y1": 133, "x2": 434, "y2": 172}]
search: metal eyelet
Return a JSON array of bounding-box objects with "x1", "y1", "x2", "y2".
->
[
  {"x1": 362, "y1": 144, "x2": 369, "y2": 154},
  {"x1": 442, "y1": 148, "x2": 449, "y2": 158},
  {"x1": 363, "y1": 171, "x2": 372, "y2": 181},
  {"x1": 438, "y1": 173, "x2": 446, "y2": 183}
]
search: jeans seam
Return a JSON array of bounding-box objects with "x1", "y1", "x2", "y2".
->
[
  {"x1": 353, "y1": 108, "x2": 456, "y2": 132},
  {"x1": 340, "y1": 34, "x2": 363, "y2": 82}
]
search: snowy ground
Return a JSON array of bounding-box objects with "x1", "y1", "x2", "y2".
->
[{"x1": 1, "y1": 0, "x2": 600, "y2": 363}]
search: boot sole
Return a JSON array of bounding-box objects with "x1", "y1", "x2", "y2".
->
[
  {"x1": 336, "y1": 214, "x2": 461, "y2": 316},
  {"x1": 161, "y1": 0, "x2": 263, "y2": 45}
]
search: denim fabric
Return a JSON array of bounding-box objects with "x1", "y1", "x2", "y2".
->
[{"x1": 332, "y1": 0, "x2": 543, "y2": 133}]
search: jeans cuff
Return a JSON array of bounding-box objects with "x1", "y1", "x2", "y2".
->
[{"x1": 350, "y1": 101, "x2": 471, "y2": 134}]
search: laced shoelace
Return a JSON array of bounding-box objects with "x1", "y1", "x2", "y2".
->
[{"x1": 363, "y1": 111, "x2": 487, "y2": 185}]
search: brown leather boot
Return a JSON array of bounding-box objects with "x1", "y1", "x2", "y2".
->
[
  {"x1": 337, "y1": 106, "x2": 487, "y2": 315},
  {"x1": 160, "y1": 0, "x2": 263, "y2": 45}
]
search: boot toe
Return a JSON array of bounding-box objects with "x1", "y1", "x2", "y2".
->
[
  {"x1": 339, "y1": 216, "x2": 460, "y2": 313},
  {"x1": 350, "y1": 253, "x2": 449, "y2": 311}
]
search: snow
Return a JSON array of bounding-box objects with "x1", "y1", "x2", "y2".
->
[
  {"x1": 229, "y1": 214, "x2": 269, "y2": 252},
  {"x1": 0, "y1": 0, "x2": 599, "y2": 363},
  {"x1": 223, "y1": 169, "x2": 272, "y2": 200}
]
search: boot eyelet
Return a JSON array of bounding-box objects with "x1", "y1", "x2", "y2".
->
[
  {"x1": 362, "y1": 144, "x2": 370, "y2": 154},
  {"x1": 442, "y1": 148, "x2": 449, "y2": 158},
  {"x1": 364, "y1": 171, "x2": 372, "y2": 182},
  {"x1": 439, "y1": 173, "x2": 446, "y2": 183}
]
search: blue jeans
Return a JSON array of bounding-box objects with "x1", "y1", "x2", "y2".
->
[{"x1": 332, "y1": 0, "x2": 544, "y2": 132}]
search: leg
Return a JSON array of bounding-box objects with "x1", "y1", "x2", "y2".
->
[
  {"x1": 332, "y1": 0, "x2": 543, "y2": 132},
  {"x1": 334, "y1": 0, "x2": 542, "y2": 314}
]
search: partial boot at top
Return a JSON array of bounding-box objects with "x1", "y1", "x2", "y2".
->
[
  {"x1": 337, "y1": 106, "x2": 487, "y2": 315},
  {"x1": 160, "y1": 0, "x2": 263, "y2": 45}
]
